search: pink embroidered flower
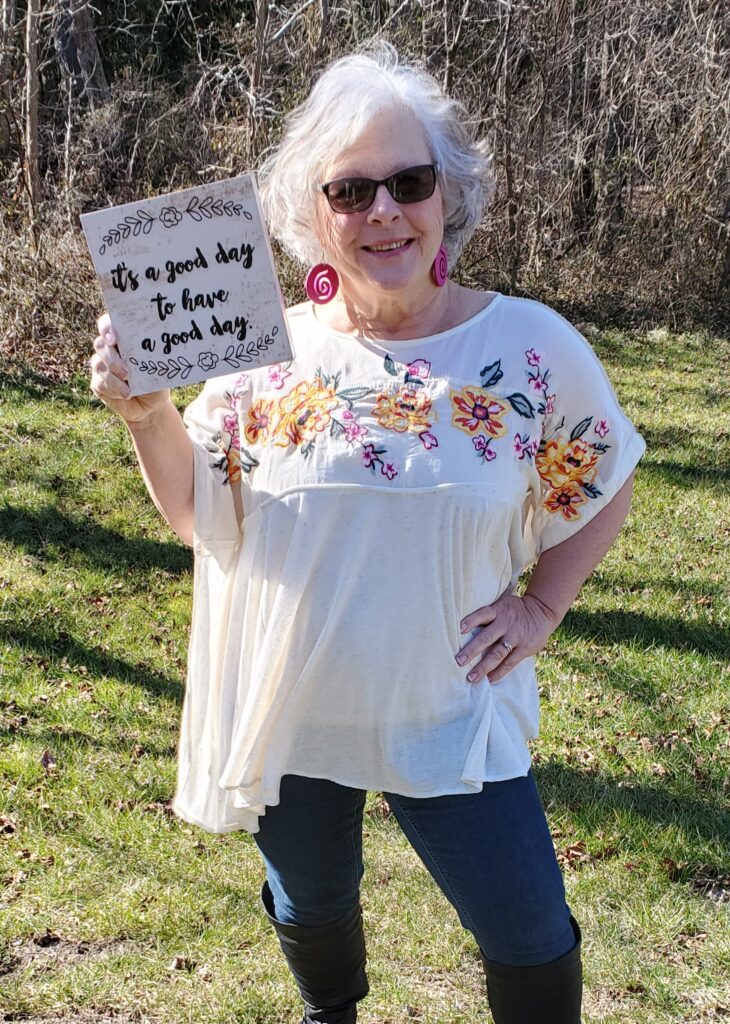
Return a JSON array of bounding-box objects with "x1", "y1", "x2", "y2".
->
[
  {"x1": 342, "y1": 409, "x2": 355, "y2": 421},
  {"x1": 362, "y1": 444, "x2": 378, "y2": 468},
  {"x1": 266, "y1": 364, "x2": 292, "y2": 390},
  {"x1": 513, "y1": 433, "x2": 527, "y2": 457},
  {"x1": 381, "y1": 460, "x2": 398, "y2": 480},
  {"x1": 223, "y1": 413, "x2": 238, "y2": 437},
  {"x1": 595, "y1": 419, "x2": 610, "y2": 438},
  {"x1": 344, "y1": 420, "x2": 368, "y2": 444},
  {"x1": 529, "y1": 373, "x2": 547, "y2": 393},
  {"x1": 419, "y1": 431, "x2": 439, "y2": 450},
  {"x1": 406, "y1": 358, "x2": 431, "y2": 380},
  {"x1": 473, "y1": 435, "x2": 488, "y2": 452},
  {"x1": 525, "y1": 348, "x2": 542, "y2": 367},
  {"x1": 545, "y1": 393, "x2": 556, "y2": 414},
  {"x1": 484, "y1": 447, "x2": 496, "y2": 462}
]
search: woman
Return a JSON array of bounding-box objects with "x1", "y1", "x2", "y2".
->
[{"x1": 90, "y1": 46, "x2": 645, "y2": 1024}]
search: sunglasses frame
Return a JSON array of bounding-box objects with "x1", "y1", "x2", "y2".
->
[{"x1": 319, "y1": 163, "x2": 441, "y2": 214}]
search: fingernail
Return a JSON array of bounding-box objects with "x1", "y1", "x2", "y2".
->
[
  {"x1": 459, "y1": 621, "x2": 468, "y2": 633},
  {"x1": 455, "y1": 653, "x2": 467, "y2": 666},
  {"x1": 467, "y1": 670, "x2": 478, "y2": 682}
]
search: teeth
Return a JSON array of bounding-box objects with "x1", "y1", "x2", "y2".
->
[{"x1": 369, "y1": 241, "x2": 408, "y2": 252}]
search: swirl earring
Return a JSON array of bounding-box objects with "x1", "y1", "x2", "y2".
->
[
  {"x1": 432, "y1": 244, "x2": 448, "y2": 287},
  {"x1": 305, "y1": 262, "x2": 339, "y2": 304}
]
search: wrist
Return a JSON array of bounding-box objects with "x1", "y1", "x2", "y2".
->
[
  {"x1": 522, "y1": 590, "x2": 564, "y2": 631},
  {"x1": 125, "y1": 399, "x2": 175, "y2": 434}
]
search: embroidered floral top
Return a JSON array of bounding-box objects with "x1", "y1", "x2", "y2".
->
[{"x1": 174, "y1": 295, "x2": 645, "y2": 833}]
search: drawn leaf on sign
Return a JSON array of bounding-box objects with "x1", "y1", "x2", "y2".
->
[{"x1": 129, "y1": 356, "x2": 193, "y2": 380}]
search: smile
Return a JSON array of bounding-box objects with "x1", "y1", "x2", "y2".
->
[{"x1": 363, "y1": 240, "x2": 412, "y2": 253}]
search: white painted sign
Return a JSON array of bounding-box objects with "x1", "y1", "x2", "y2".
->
[{"x1": 81, "y1": 174, "x2": 292, "y2": 395}]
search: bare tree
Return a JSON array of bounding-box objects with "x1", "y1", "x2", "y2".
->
[
  {"x1": 53, "y1": 0, "x2": 109, "y2": 109},
  {"x1": 0, "y1": 0, "x2": 16, "y2": 157},
  {"x1": 24, "y1": 0, "x2": 40, "y2": 241}
]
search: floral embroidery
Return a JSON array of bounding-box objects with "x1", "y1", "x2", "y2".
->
[
  {"x1": 379, "y1": 355, "x2": 439, "y2": 450},
  {"x1": 373, "y1": 385, "x2": 433, "y2": 433},
  {"x1": 595, "y1": 419, "x2": 610, "y2": 438},
  {"x1": 244, "y1": 397, "x2": 275, "y2": 444},
  {"x1": 275, "y1": 378, "x2": 341, "y2": 448},
  {"x1": 537, "y1": 415, "x2": 612, "y2": 520},
  {"x1": 543, "y1": 481, "x2": 588, "y2": 520},
  {"x1": 451, "y1": 386, "x2": 509, "y2": 438},
  {"x1": 361, "y1": 443, "x2": 399, "y2": 480},
  {"x1": 266, "y1": 362, "x2": 292, "y2": 391},
  {"x1": 513, "y1": 433, "x2": 539, "y2": 461},
  {"x1": 473, "y1": 435, "x2": 497, "y2": 462}
]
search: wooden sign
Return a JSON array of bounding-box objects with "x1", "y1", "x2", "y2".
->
[{"x1": 81, "y1": 175, "x2": 292, "y2": 395}]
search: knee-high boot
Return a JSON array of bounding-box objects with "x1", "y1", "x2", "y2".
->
[
  {"x1": 261, "y1": 881, "x2": 369, "y2": 1024},
  {"x1": 481, "y1": 916, "x2": 582, "y2": 1024}
]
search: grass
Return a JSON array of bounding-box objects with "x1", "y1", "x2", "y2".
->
[{"x1": 1, "y1": 324, "x2": 729, "y2": 1024}]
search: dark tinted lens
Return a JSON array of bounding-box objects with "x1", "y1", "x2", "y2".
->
[
  {"x1": 326, "y1": 177, "x2": 376, "y2": 213},
  {"x1": 390, "y1": 165, "x2": 437, "y2": 204}
]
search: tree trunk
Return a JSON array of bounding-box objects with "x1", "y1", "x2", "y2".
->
[
  {"x1": 53, "y1": 0, "x2": 109, "y2": 109},
  {"x1": 0, "y1": 0, "x2": 16, "y2": 157},
  {"x1": 24, "y1": 0, "x2": 40, "y2": 240}
]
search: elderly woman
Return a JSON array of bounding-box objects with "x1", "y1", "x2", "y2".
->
[{"x1": 90, "y1": 46, "x2": 644, "y2": 1024}]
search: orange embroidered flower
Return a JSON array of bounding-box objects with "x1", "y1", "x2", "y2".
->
[
  {"x1": 226, "y1": 446, "x2": 242, "y2": 484},
  {"x1": 244, "y1": 397, "x2": 275, "y2": 444},
  {"x1": 535, "y1": 437, "x2": 598, "y2": 489},
  {"x1": 543, "y1": 482, "x2": 588, "y2": 520},
  {"x1": 373, "y1": 385, "x2": 433, "y2": 433},
  {"x1": 450, "y1": 386, "x2": 508, "y2": 439},
  {"x1": 274, "y1": 378, "x2": 339, "y2": 447}
]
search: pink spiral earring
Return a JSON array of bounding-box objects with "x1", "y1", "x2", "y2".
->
[
  {"x1": 432, "y1": 244, "x2": 448, "y2": 287},
  {"x1": 305, "y1": 262, "x2": 339, "y2": 304}
]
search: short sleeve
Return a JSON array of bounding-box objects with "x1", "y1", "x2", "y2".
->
[
  {"x1": 529, "y1": 308, "x2": 645, "y2": 554},
  {"x1": 182, "y1": 372, "x2": 251, "y2": 553}
]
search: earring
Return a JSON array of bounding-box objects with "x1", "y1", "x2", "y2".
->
[
  {"x1": 432, "y1": 244, "x2": 448, "y2": 287},
  {"x1": 305, "y1": 263, "x2": 339, "y2": 304}
]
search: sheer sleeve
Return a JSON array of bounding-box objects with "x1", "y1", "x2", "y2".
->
[{"x1": 528, "y1": 309, "x2": 645, "y2": 555}]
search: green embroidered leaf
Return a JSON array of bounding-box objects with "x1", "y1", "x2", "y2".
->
[
  {"x1": 570, "y1": 416, "x2": 593, "y2": 440},
  {"x1": 582, "y1": 482, "x2": 603, "y2": 499},
  {"x1": 330, "y1": 418, "x2": 346, "y2": 438},
  {"x1": 384, "y1": 355, "x2": 398, "y2": 376},
  {"x1": 506, "y1": 392, "x2": 535, "y2": 418},
  {"x1": 592, "y1": 442, "x2": 612, "y2": 453},
  {"x1": 337, "y1": 387, "x2": 372, "y2": 401},
  {"x1": 301, "y1": 440, "x2": 315, "y2": 458},
  {"x1": 240, "y1": 447, "x2": 259, "y2": 474},
  {"x1": 480, "y1": 360, "x2": 503, "y2": 388},
  {"x1": 403, "y1": 374, "x2": 425, "y2": 387}
]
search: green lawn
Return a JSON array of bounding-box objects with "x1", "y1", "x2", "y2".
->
[{"x1": 1, "y1": 325, "x2": 728, "y2": 1023}]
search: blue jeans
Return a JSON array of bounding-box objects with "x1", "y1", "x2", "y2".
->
[{"x1": 253, "y1": 771, "x2": 576, "y2": 967}]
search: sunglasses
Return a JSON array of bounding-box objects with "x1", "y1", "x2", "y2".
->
[{"x1": 319, "y1": 163, "x2": 440, "y2": 214}]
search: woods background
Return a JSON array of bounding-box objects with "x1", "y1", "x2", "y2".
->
[{"x1": 1, "y1": 0, "x2": 728, "y2": 379}]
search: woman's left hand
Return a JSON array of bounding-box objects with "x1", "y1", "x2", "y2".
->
[{"x1": 455, "y1": 592, "x2": 559, "y2": 684}]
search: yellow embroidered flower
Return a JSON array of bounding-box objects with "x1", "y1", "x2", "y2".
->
[
  {"x1": 373, "y1": 385, "x2": 433, "y2": 433},
  {"x1": 274, "y1": 378, "x2": 339, "y2": 447},
  {"x1": 543, "y1": 481, "x2": 588, "y2": 520},
  {"x1": 450, "y1": 386, "x2": 508, "y2": 439},
  {"x1": 244, "y1": 397, "x2": 275, "y2": 444},
  {"x1": 536, "y1": 437, "x2": 598, "y2": 489}
]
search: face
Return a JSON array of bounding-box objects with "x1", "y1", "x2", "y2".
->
[{"x1": 315, "y1": 107, "x2": 444, "y2": 304}]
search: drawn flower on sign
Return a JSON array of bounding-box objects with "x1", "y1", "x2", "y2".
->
[
  {"x1": 198, "y1": 351, "x2": 219, "y2": 371},
  {"x1": 160, "y1": 207, "x2": 183, "y2": 228}
]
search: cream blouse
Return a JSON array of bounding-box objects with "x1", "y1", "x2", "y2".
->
[{"x1": 173, "y1": 295, "x2": 645, "y2": 833}]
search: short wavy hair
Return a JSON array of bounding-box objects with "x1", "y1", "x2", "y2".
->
[{"x1": 258, "y1": 44, "x2": 493, "y2": 267}]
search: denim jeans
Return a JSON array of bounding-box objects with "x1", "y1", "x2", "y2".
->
[{"x1": 253, "y1": 771, "x2": 576, "y2": 967}]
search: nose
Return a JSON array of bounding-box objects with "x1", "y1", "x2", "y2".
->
[{"x1": 367, "y1": 183, "x2": 403, "y2": 223}]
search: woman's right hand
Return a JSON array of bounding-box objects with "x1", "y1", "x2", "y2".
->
[{"x1": 90, "y1": 312, "x2": 171, "y2": 424}]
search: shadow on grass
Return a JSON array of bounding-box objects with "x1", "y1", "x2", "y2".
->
[
  {"x1": 0, "y1": 505, "x2": 191, "y2": 575},
  {"x1": 535, "y1": 761, "x2": 729, "y2": 859},
  {"x1": 0, "y1": 623, "x2": 184, "y2": 703},
  {"x1": 639, "y1": 458, "x2": 730, "y2": 487},
  {"x1": 0, "y1": 367, "x2": 92, "y2": 409},
  {"x1": 559, "y1": 608, "x2": 728, "y2": 659}
]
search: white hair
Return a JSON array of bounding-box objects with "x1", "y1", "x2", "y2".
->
[{"x1": 258, "y1": 43, "x2": 493, "y2": 267}]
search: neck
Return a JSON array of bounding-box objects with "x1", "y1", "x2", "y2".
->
[{"x1": 325, "y1": 281, "x2": 454, "y2": 342}]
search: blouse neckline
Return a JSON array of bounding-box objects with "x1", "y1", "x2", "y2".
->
[{"x1": 310, "y1": 292, "x2": 503, "y2": 350}]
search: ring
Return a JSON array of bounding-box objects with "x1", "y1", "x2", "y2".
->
[{"x1": 500, "y1": 640, "x2": 514, "y2": 656}]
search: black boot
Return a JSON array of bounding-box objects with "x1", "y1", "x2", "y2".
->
[
  {"x1": 261, "y1": 881, "x2": 369, "y2": 1024},
  {"x1": 481, "y1": 917, "x2": 582, "y2": 1024}
]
